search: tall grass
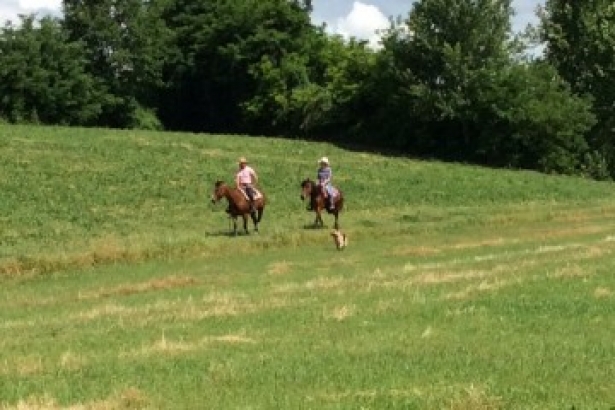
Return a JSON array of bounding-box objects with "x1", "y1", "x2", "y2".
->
[{"x1": 3, "y1": 124, "x2": 615, "y2": 276}]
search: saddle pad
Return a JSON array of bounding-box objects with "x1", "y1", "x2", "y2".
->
[{"x1": 240, "y1": 188, "x2": 262, "y2": 201}]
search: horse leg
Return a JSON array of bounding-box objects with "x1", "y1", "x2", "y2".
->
[
  {"x1": 256, "y1": 206, "x2": 264, "y2": 223},
  {"x1": 242, "y1": 214, "x2": 249, "y2": 234},
  {"x1": 315, "y1": 209, "x2": 324, "y2": 228},
  {"x1": 232, "y1": 218, "x2": 238, "y2": 236},
  {"x1": 250, "y1": 210, "x2": 259, "y2": 233},
  {"x1": 333, "y1": 210, "x2": 339, "y2": 230}
]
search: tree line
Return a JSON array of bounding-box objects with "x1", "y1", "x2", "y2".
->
[{"x1": 1, "y1": 0, "x2": 614, "y2": 179}]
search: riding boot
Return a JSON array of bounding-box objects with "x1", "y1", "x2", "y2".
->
[
  {"x1": 250, "y1": 201, "x2": 256, "y2": 213},
  {"x1": 326, "y1": 197, "x2": 335, "y2": 210}
]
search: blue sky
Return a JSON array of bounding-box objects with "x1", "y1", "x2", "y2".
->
[
  {"x1": 312, "y1": 0, "x2": 543, "y2": 47},
  {"x1": 1, "y1": 0, "x2": 543, "y2": 48}
]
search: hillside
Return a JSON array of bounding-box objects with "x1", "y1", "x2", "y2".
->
[{"x1": 2, "y1": 124, "x2": 615, "y2": 275}]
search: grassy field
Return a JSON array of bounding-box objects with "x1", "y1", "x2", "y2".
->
[{"x1": 1, "y1": 124, "x2": 615, "y2": 409}]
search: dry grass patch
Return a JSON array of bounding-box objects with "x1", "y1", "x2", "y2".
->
[
  {"x1": 72, "y1": 292, "x2": 296, "y2": 328},
  {"x1": 122, "y1": 332, "x2": 257, "y2": 358},
  {"x1": 448, "y1": 385, "x2": 503, "y2": 410},
  {"x1": 421, "y1": 326, "x2": 435, "y2": 338},
  {"x1": 127, "y1": 333, "x2": 198, "y2": 357},
  {"x1": 0, "y1": 388, "x2": 151, "y2": 410},
  {"x1": 448, "y1": 237, "x2": 515, "y2": 250},
  {"x1": 78, "y1": 275, "x2": 200, "y2": 300},
  {"x1": 267, "y1": 260, "x2": 293, "y2": 276},
  {"x1": 580, "y1": 245, "x2": 611, "y2": 258},
  {"x1": 273, "y1": 276, "x2": 348, "y2": 294},
  {"x1": 414, "y1": 270, "x2": 491, "y2": 285},
  {"x1": 531, "y1": 224, "x2": 611, "y2": 241},
  {"x1": 315, "y1": 388, "x2": 416, "y2": 402},
  {"x1": 0, "y1": 356, "x2": 44, "y2": 377},
  {"x1": 444, "y1": 279, "x2": 511, "y2": 300},
  {"x1": 594, "y1": 287, "x2": 613, "y2": 299},
  {"x1": 76, "y1": 302, "x2": 135, "y2": 321},
  {"x1": 389, "y1": 245, "x2": 440, "y2": 257},
  {"x1": 59, "y1": 351, "x2": 87, "y2": 372},
  {"x1": 549, "y1": 264, "x2": 588, "y2": 279},
  {"x1": 388, "y1": 237, "x2": 519, "y2": 256},
  {"x1": 375, "y1": 298, "x2": 404, "y2": 313},
  {"x1": 323, "y1": 305, "x2": 356, "y2": 321}
]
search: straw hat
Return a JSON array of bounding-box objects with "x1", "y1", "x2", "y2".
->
[
  {"x1": 318, "y1": 156, "x2": 329, "y2": 164},
  {"x1": 238, "y1": 157, "x2": 248, "y2": 164}
]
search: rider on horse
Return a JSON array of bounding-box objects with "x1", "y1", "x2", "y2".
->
[
  {"x1": 317, "y1": 157, "x2": 335, "y2": 211},
  {"x1": 235, "y1": 157, "x2": 258, "y2": 213}
]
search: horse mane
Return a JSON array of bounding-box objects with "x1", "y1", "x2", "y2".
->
[{"x1": 215, "y1": 180, "x2": 225, "y2": 188}]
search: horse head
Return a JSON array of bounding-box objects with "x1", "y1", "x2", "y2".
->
[
  {"x1": 211, "y1": 180, "x2": 226, "y2": 203},
  {"x1": 300, "y1": 178, "x2": 314, "y2": 200}
]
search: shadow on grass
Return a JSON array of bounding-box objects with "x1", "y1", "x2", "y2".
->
[
  {"x1": 302, "y1": 224, "x2": 328, "y2": 230},
  {"x1": 204, "y1": 229, "x2": 260, "y2": 238}
]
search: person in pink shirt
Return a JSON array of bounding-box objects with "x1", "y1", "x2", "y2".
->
[{"x1": 235, "y1": 157, "x2": 259, "y2": 212}]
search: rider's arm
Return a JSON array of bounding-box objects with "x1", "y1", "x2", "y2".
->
[
  {"x1": 235, "y1": 173, "x2": 241, "y2": 189},
  {"x1": 251, "y1": 169, "x2": 259, "y2": 185}
]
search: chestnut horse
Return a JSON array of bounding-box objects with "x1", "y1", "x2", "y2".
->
[
  {"x1": 300, "y1": 178, "x2": 344, "y2": 229},
  {"x1": 211, "y1": 181, "x2": 266, "y2": 235}
]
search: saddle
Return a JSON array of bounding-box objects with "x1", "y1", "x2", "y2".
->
[
  {"x1": 328, "y1": 186, "x2": 339, "y2": 199},
  {"x1": 239, "y1": 187, "x2": 262, "y2": 201}
]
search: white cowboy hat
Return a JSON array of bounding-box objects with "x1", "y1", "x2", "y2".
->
[{"x1": 318, "y1": 157, "x2": 329, "y2": 164}]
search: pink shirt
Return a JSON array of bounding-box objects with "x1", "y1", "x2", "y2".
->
[{"x1": 236, "y1": 166, "x2": 255, "y2": 185}]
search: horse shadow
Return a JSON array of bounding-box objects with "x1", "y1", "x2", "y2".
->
[
  {"x1": 302, "y1": 223, "x2": 328, "y2": 230},
  {"x1": 204, "y1": 229, "x2": 256, "y2": 238}
]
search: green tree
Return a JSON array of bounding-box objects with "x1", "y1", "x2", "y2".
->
[
  {"x1": 473, "y1": 62, "x2": 595, "y2": 174},
  {"x1": 355, "y1": 0, "x2": 595, "y2": 175},
  {"x1": 0, "y1": 16, "x2": 101, "y2": 124},
  {"x1": 62, "y1": 0, "x2": 171, "y2": 128},
  {"x1": 243, "y1": 33, "x2": 377, "y2": 138},
  {"x1": 380, "y1": 0, "x2": 514, "y2": 158},
  {"x1": 159, "y1": 0, "x2": 320, "y2": 134},
  {"x1": 540, "y1": 0, "x2": 615, "y2": 174}
]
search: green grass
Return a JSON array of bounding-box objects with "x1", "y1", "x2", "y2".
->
[
  {"x1": 2, "y1": 124, "x2": 615, "y2": 276},
  {"x1": 1, "y1": 124, "x2": 615, "y2": 409}
]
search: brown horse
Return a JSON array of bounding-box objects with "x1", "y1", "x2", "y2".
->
[
  {"x1": 211, "y1": 181, "x2": 266, "y2": 235},
  {"x1": 300, "y1": 178, "x2": 344, "y2": 229}
]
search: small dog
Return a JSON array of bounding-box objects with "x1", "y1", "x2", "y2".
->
[{"x1": 330, "y1": 229, "x2": 348, "y2": 250}]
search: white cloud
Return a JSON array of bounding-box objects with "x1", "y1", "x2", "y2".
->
[
  {"x1": 0, "y1": 0, "x2": 61, "y2": 25},
  {"x1": 19, "y1": 0, "x2": 61, "y2": 10},
  {"x1": 332, "y1": 2, "x2": 390, "y2": 49},
  {"x1": 512, "y1": 0, "x2": 541, "y2": 32}
]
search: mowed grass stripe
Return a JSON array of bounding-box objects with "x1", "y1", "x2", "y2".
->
[{"x1": 2, "y1": 206, "x2": 615, "y2": 408}]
